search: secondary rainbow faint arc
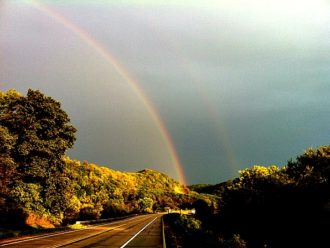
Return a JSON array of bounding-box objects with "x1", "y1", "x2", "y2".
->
[
  {"x1": 145, "y1": 21, "x2": 239, "y2": 176},
  {"x1": 28, "y1": 0, "x2": 187, "y2": 185}
]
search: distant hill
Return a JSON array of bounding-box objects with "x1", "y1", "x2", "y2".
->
[
  {"x1": 0, "y1": 89, "x2": 213, "y2": 228},
  {"x1": 60, "y1": 157, "x2": 207, "y2": 223},
  {"x1": 1, "y1": 156, "x2": 211, "y2": 228},
  {"x1": 189, "y1": 179, "x2": 237, "y2": 196}
]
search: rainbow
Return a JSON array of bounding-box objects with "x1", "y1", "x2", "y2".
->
[
  {"x1": 147, "y1": 25, "x2": 239, "y2": 176},
  {"x1": 28, "y1": 0, "x2": 187, "y2": 185}
]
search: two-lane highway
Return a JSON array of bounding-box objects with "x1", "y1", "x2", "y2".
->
[{"x1": 0, "y1": 214, "x2": 163, "y2": 248}]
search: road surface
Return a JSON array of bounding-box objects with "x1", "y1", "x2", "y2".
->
[{"x1": 0, "y1": 214, "x2": 163, "y2": 248}]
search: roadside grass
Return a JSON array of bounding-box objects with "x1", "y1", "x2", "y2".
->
[
  {"x1": 67, "y1": 223, "x2": 87, "y2": 230},
  {"x1": 0, "y1": 213, "x2": 138, "y2": 242},
  {"x1": 0, "y1": 226, "x2": 69, "y2": 241},
  {"x1": 163, "y1": 213, "x2": 220, "y2": 248}
]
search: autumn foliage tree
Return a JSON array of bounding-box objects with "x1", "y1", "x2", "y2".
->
[{"x1": 0, "y1": 89, "x2": 76, "y2": 225}]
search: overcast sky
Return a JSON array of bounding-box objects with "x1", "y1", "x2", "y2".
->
[{"x1": 1, "y1": 0, "x2": 330, "y2": 184}]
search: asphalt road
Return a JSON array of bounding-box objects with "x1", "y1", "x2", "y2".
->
[{"x1": 0, "y1": 214, "x2": 163, "y2": 248}]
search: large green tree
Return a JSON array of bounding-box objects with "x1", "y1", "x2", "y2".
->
[
  {"x1": 0, "y1": 89, "x2": 76, "y2": 224},
  {"x1": 0, "y1": 126, "x2": 17, "y2": 210},
  {"x1": 287, "y1": 146, "x2": 330, "y2": 184}
]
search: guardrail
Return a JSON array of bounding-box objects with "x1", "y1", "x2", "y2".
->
[{"x1": 75, "y1": 214, "x2": 138, "y2": 225}]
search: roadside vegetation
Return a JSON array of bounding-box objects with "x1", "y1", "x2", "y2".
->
[
  {"x1": 0, "y1": 89, "x2": 212, "y2": 239},
  {"x1": 167, "y1": 147, "x2": 330, "y2": 247}
]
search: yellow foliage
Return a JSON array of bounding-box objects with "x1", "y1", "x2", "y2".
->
[
  {"x1": 68, "y1": 223, "x2": 87, "y2": 229},
  {"x1": 60, "y1": 157, "x2": 204, "y2": 220},
  {"x1": 239, "y1": 165, "x2": 280, "y2": 178},
  {"x1": 25, "y1": 213, "x2": 55, "y2": 228}
]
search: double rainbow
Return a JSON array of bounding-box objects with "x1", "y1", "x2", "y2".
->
[{"x1": 28, "y1": 0, "x2": 187, "y2": 185}]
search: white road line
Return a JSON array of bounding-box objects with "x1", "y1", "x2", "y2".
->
[
  {"x1": 120, "y1": 216, "x2": 158, "y2": 248},
  {"x1": 49, "y1": 223, "x2": 128, "y2": 248},
  {"x1": 0, "y1": 215, "x2": 142, "y2": 247}
]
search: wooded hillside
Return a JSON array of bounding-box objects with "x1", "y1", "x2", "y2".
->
[{"x1": 0, "y1": 89, "x2": 210, "y2": 229}]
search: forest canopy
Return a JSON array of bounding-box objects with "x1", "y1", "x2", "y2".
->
[{"x1": 174, "y1": 147, "x2": 330, "y2": 248}]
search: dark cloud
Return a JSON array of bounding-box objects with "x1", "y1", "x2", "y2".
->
[{"x1": 1, "y1": 1, "x2": 330, "y2": 183}]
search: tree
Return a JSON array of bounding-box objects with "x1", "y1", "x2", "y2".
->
[
  {"x1": 238, "y1": 165, "x2": 292, "y2": 190},
  {"x1": 287, "y1": 146, "x2": 330, "y2": 184},
  {"x1": 193, "y1": 199, "x2": 214, "y2": 224},
  {"x1": 138, "y1": 197, "x2": 154, "y2": 213},
  {"x1": 0, "y1": 126, "x2": 17, "y2": 220},
  {"x1": 0, "y1": 89, "x2": 76, "y2": 224}
]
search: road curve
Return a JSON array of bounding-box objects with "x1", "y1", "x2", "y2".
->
[{"x1": 0, "y1": 214, "x2": 163, "y2": 248}]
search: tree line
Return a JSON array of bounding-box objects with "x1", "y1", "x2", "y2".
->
[
  {"x1": 169, "y1": 147, "x2": 330, "y2": 247},
  {"x1": 0, "y1": 89, "x2": 210, "y2": 229}
]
